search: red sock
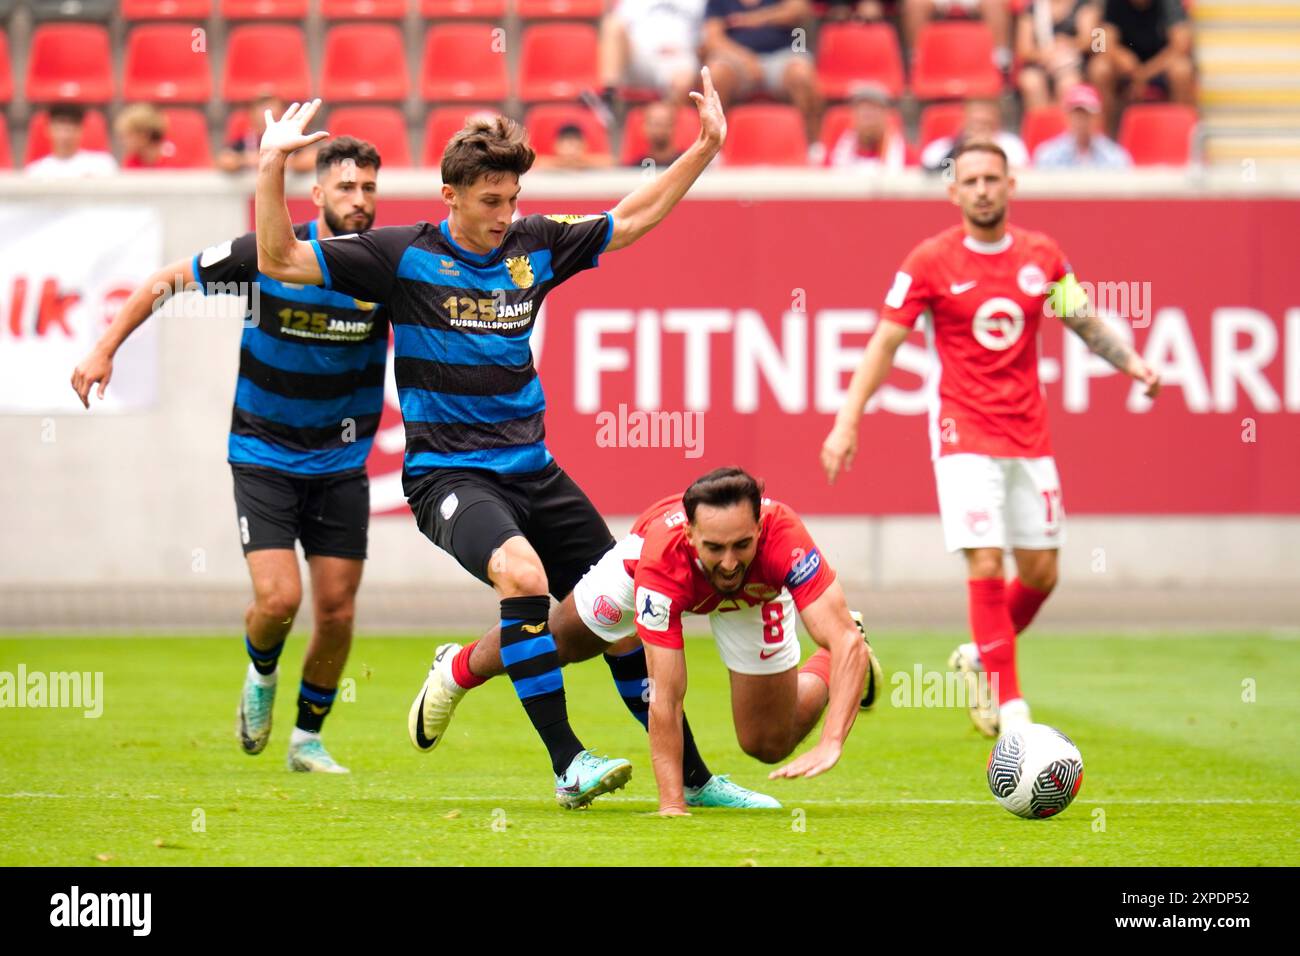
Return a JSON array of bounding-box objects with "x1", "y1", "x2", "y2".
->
[
  {"x1": 450, "y1": 641, "x2": 487, "y2": 690},
  {"x1": 799, "y1": 647, "x2": 832, "y2": 689},
  {"x1": 1007, "y1": 579, "x2": 1050, "y2": 634},
  {"x1": 967, "y1": 578, "x2": 1020, "y2": 705}
]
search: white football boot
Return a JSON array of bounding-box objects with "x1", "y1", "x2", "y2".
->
[
  {"x1": 997, "y1": 698, "x2": 1033, "y2": 736},
  {"x1": 947, "y1": 642, "x2": 999, "y2": 738},
  {"x1": 408, "y1": 643, "x2": 467, "y2": 752}
]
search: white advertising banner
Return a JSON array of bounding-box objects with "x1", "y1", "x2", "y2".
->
[{"x1": 0, "y1": 205, "x2": 162, "y2": 414}]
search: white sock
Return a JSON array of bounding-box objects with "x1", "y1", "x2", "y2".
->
[
  {"x1": 247, "y1": 662, "x2": 277, "y2": 688},
  {"x1": 290, "y1": 727, "x2": 319, "y2": 747}
]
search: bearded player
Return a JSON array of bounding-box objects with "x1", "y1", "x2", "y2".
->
[{"x1": 821, "y1": 140, "x2": 1161, "y2": 738}]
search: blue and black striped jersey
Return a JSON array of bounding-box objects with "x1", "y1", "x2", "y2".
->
[
  {"x1": 311, "y1": 212, "x2": 613, "y2": 493},
  {"x1": 193, "y1": 221, "x2": 388, "y2": 477}
]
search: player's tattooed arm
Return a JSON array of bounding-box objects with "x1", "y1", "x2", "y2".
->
[
  {"x1": 1060, "y1": 309, "x2": 1162, "y2": 398},
  {"x1": 255, "y1": 100, "x2": 329, "y2": 285}
]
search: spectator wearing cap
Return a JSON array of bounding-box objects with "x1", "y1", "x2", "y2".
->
[
  {"x1": 1033, "y1": 83, "x2": 1131, "y2": 167},
  {"x1": 1088, "y1": 0, "x2": 1195, "y2": 135},
  {"x1": 825, "y1": 84, "x2": 907, "y2": 171},
  {"x1": 921, "y1": 97, "x2": 1029, "y2": 171},
  {"x1": 701, "y1": 0, "x2": 823, "y2": 145},
  {"x1": 25, "y1": 104, "x2": 117, "y2": 178},
  {"x1": 116, "y1": 104, "x2": 182, "y2": 170},
  {"x1": 1015, "y1": 0, "x2": 1102, "y2": 112}
]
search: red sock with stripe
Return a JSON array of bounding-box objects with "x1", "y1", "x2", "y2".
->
[
  {"x1": 1007, "y1": 579, "x2": 1050, "y2": 634},
  {"x1": 967, "y1": 578, "x2": 1020, "y2": 705}
]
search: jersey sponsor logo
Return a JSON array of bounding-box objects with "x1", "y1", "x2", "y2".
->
[
  {"x1": 544, "y1": 214, "x2": 603, "y2": 225},
  {"x1": 1017, "y1": 263, "x2": 1047, "y2": 296},
  {"x1": 439, "y1": 492, "x2": 459, "y2": 521},
  {"x1": 950, "y1": 280, "x2": 977, "y2": 294},
  {"x1": 966, "y1": 509, "x2": 992, "y2": 536},
  {"x1": 785, "y1": 547, "x2": 821, "y2": 588},
  {"x1": 635, "y1": 586, "x2": 671, "y2": 632},
  {"x1": 592, "y1": 594, "x2": 623, "y2": 627},
  {"x1": 199, "y1": 240, "x2": 233, "y2": 267},
  {"x1": 505, "y1": 255, "x2": 534, "y2": 289},
  {"x1": 971, "y1": 297, "x2": 1026, "y2": 351},
  {"x1": 884, "y1": 271, "x2": 913, "y2": 309}
]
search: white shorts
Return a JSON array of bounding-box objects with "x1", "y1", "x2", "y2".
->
[
  {"x1": 573, "y1": 534, "x2": 803, "y2": 676},
  {"x1": 933, "y1": 454, "x2": 1065, "y2": 553}
]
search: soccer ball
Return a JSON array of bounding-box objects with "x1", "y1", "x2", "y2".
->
[{"x1": 987, "y1": 723, "x2": 1084, "y2": 819}]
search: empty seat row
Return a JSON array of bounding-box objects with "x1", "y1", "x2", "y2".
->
[{"x1": 23, "y1": 0, "x2": 600, "y2": 19}]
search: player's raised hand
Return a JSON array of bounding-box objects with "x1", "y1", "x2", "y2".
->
[
  {"x1": 769, "y1": 739, "x2": 843, "y2": 780},
  {"x1": 71, "y1": 349, "x2": 113, "y2": 408},
  {"x1": 820, "y1": 424, "x2": 858, "y2": 485},
  {"x1": 260, "y1": 100, "x2": 328, "y2": 156},
  {"x1": 689, "y1": 66, "x2": 727, "y2": 149}
]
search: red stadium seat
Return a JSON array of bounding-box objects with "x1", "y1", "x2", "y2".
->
[
  {"x1": 0, "y1": 31, "x2": 11, "y2": 104},
  {"x1": 1119, "y1": 104, "x2": 1197, "y2": 166},
  {"x1": 518, "y1": 23, "x2": 599, "y2": 103},
  {"x1": 1021, "y1": 106, "x2": 1067, "y2": 158},
  {"x1": 816, "y1": 22, "x2": 904, "y2": 100},
  {"x1": 419, "y1": 0, "x2": 506, "y2": 16},
  {"x1": 0, "y1": 119, "x2": 11, "y2": 169},
  {"x1": 422, "y1": 24, "x2": 509, "y2": 102},
  {"x1": 122, "y1": 0, "x2": 212, "y2": 18},
  {"x1": 219, "y1": 0, "x2": 308, "y2": 17},
  {"x1": 917, "y1": 102, "x2": 966, "y2": 149},
  {"x1": 320, "y1": 0, "x2": 406, "y2": 17},
  {"x1": 817, "y1": 103, "x2": 906, "y2": 153},
  {"x1": 619, "y1": 105, "x2": 699, "y2": 165},
  {"x1": 124, "y1": 25, "x2": 213, "y2": 103},
  {"x1": 722, "y1": 104, "x2": 807, "y2": 166},
  {"x1": 223, "y1": 25, "x2": 311, "y2": 102},
  {"x1": 422, "y1": 105, "x2": 502, "y2": 166},
  {"x1": 516, "y1": 0, "x2": 604, "y2": 17},
  {"x1": 911, "y1": 21, "x2": 1002, "y2": 100},
  {"x1": 157, "y1": 107, "x2": 213, "y2": 167},
  {"x1": 327, "y1": 106, "x2": 412, "y2": 166},
  {"x1": 25, "y1": 108, "x2": 110, "y2": 163},
  {"x1": 523, "y1": 104, "x2": 610, "y2": 157},
  {"x1": 26, "y1": 24, "x2": 114, "y2": 103},
  {"x1": 321, "y1": 24, "x2": 409, "y2": 102}
]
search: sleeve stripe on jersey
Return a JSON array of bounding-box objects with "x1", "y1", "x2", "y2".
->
[
  {"x1": 309, "y1": 239, "x2": 333, "y2": 290},
  {"x1": 191, "y1": 253, "x2": 205, "y2": 295},
  {"x1": 593, "y1": 211, "x2": 615, "y2": 265}
]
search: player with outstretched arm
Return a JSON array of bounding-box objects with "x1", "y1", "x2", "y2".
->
[
  {"x1": 253, "y1": 74, "x2": 747, "y2": 809},
  {"x1": 820, "y1": 140, "x2": 1161, "y2": 738}
]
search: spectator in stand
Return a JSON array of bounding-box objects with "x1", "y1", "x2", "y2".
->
[
  {"x1": 901, "y1": 0, "x2": 1014, "y2": 75},
  {"x1": 921, "y1": 97, "x2": 1029, "y2": 170},
  {"x1": 25, "y1": 104, "x2": 118, "y2": 178},
  {"x1": 218, "y1": 94, "x2": 315, "y2": 174},
  {"x1": 701, "y1": 0, "x2": 823, "y2": 146},
  {"x1": 826, "y1": 83, "x2": 907, "y2": 171},
  {"x1": 1088, "y1": 0, "x2": 1195, "y2": 134},
  {"x1": 824, "y1": 0, "x2": 887, "y2": 21},
  {"x1": 1015, "y1": 0, "x2": 1102, "y2": 111},
  {"x1": 599, "y1": 0, "x2": 706, "y2": 106},
  {"x1": 628, "y1": 100, "x2": 687, "y2": 168},
  {"x1": 534, "y1": 123, "x2": 614, "y2": 171},
  {"x1": 1033, "y1": 83, "x2": 1131, "y2": 167},
  {"x1": 115, "y1": 104, "x2": 182, "y2": 170}
]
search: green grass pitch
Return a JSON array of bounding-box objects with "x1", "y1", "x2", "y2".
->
[{"x1": 1, "y1": 632, "x2": 1297, "y2": 867}]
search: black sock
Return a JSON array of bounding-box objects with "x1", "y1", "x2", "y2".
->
[
  {"x1": 500, "y1": 596, "x2": 583, "y2": 775},
  {"x1": 605, "y1": 646, "x2": 713, "y2": 789},
  {"x1": 295, "y1": 679, "x2": 337, "y2": 733},
  {"x1": 245, "y1": 634, "x2": 283, "y2": 676}
]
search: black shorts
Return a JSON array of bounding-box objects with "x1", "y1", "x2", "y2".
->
[
  {"x1": 408, "y1": 461, "x2": 615, "y2": 600},
  {"x1": 231, "y1": 464, "x2": 369, "y2": 560}
]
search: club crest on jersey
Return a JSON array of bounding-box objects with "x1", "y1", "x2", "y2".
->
[
  {"x1": 1017, "y1": 264, "x2": 1047, "y2": 296},
  {"x1": 505, "y1": 255, "x2": 534, "y2": 289},
  {"x1": 635, "y1": 587, "x2": 671, "y2": 632},
  {"x1": 592, "y1": 594, "x2": 623, "y2": 627}
]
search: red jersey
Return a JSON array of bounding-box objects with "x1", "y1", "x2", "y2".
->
[
  {"x1": 627, "y1": 494, "x2": 836, "y2": 649},
  {"x1": 880, "y1": 224, "x2": 1073, "y2": 459}
]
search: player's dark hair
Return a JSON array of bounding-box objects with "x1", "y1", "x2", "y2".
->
[
  {"x1": 48, "y1": 104, "x2": 85, "y2": 125},
  {"x1": 952, "y1": 139, "x2": 1008, "y2": 171},
  {"x1": 441, "y1": 115, "x2": 535, "y2": 188},
  {"x1": 683, "y1": 467, "x2": 764, "y2": 524},
  {"x1": 316, "y1": 136, "x2": 381, "y2": 177}
]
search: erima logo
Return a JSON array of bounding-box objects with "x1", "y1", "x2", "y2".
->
[
  {"x1": 635, "y1": 587, "x2": 671, "y2": 631},
  {"x1": 785, "y1": 548, "x2": 821, "y2": 588},
  {"x1": 49, "y1": 886, "x2": 151, "y2": 936}
]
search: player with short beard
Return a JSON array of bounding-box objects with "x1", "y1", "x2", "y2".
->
[
  {"x1": 821, "y1": 140, "x2": 1162, "y2": 738},
  {"x1": 71, "y1": 137, "x2": 387, "y2": 774}
]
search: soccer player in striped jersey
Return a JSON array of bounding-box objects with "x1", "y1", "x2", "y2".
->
[
  {"x1": 71, "y1": 137, "x2": 388, "y2": 773},
  {"x1": 254, "y1": 73, "x2": 727, "y2": 808},
  {"x1": 821, "y1": 140, "x2": 1161, "y2": 738}
]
